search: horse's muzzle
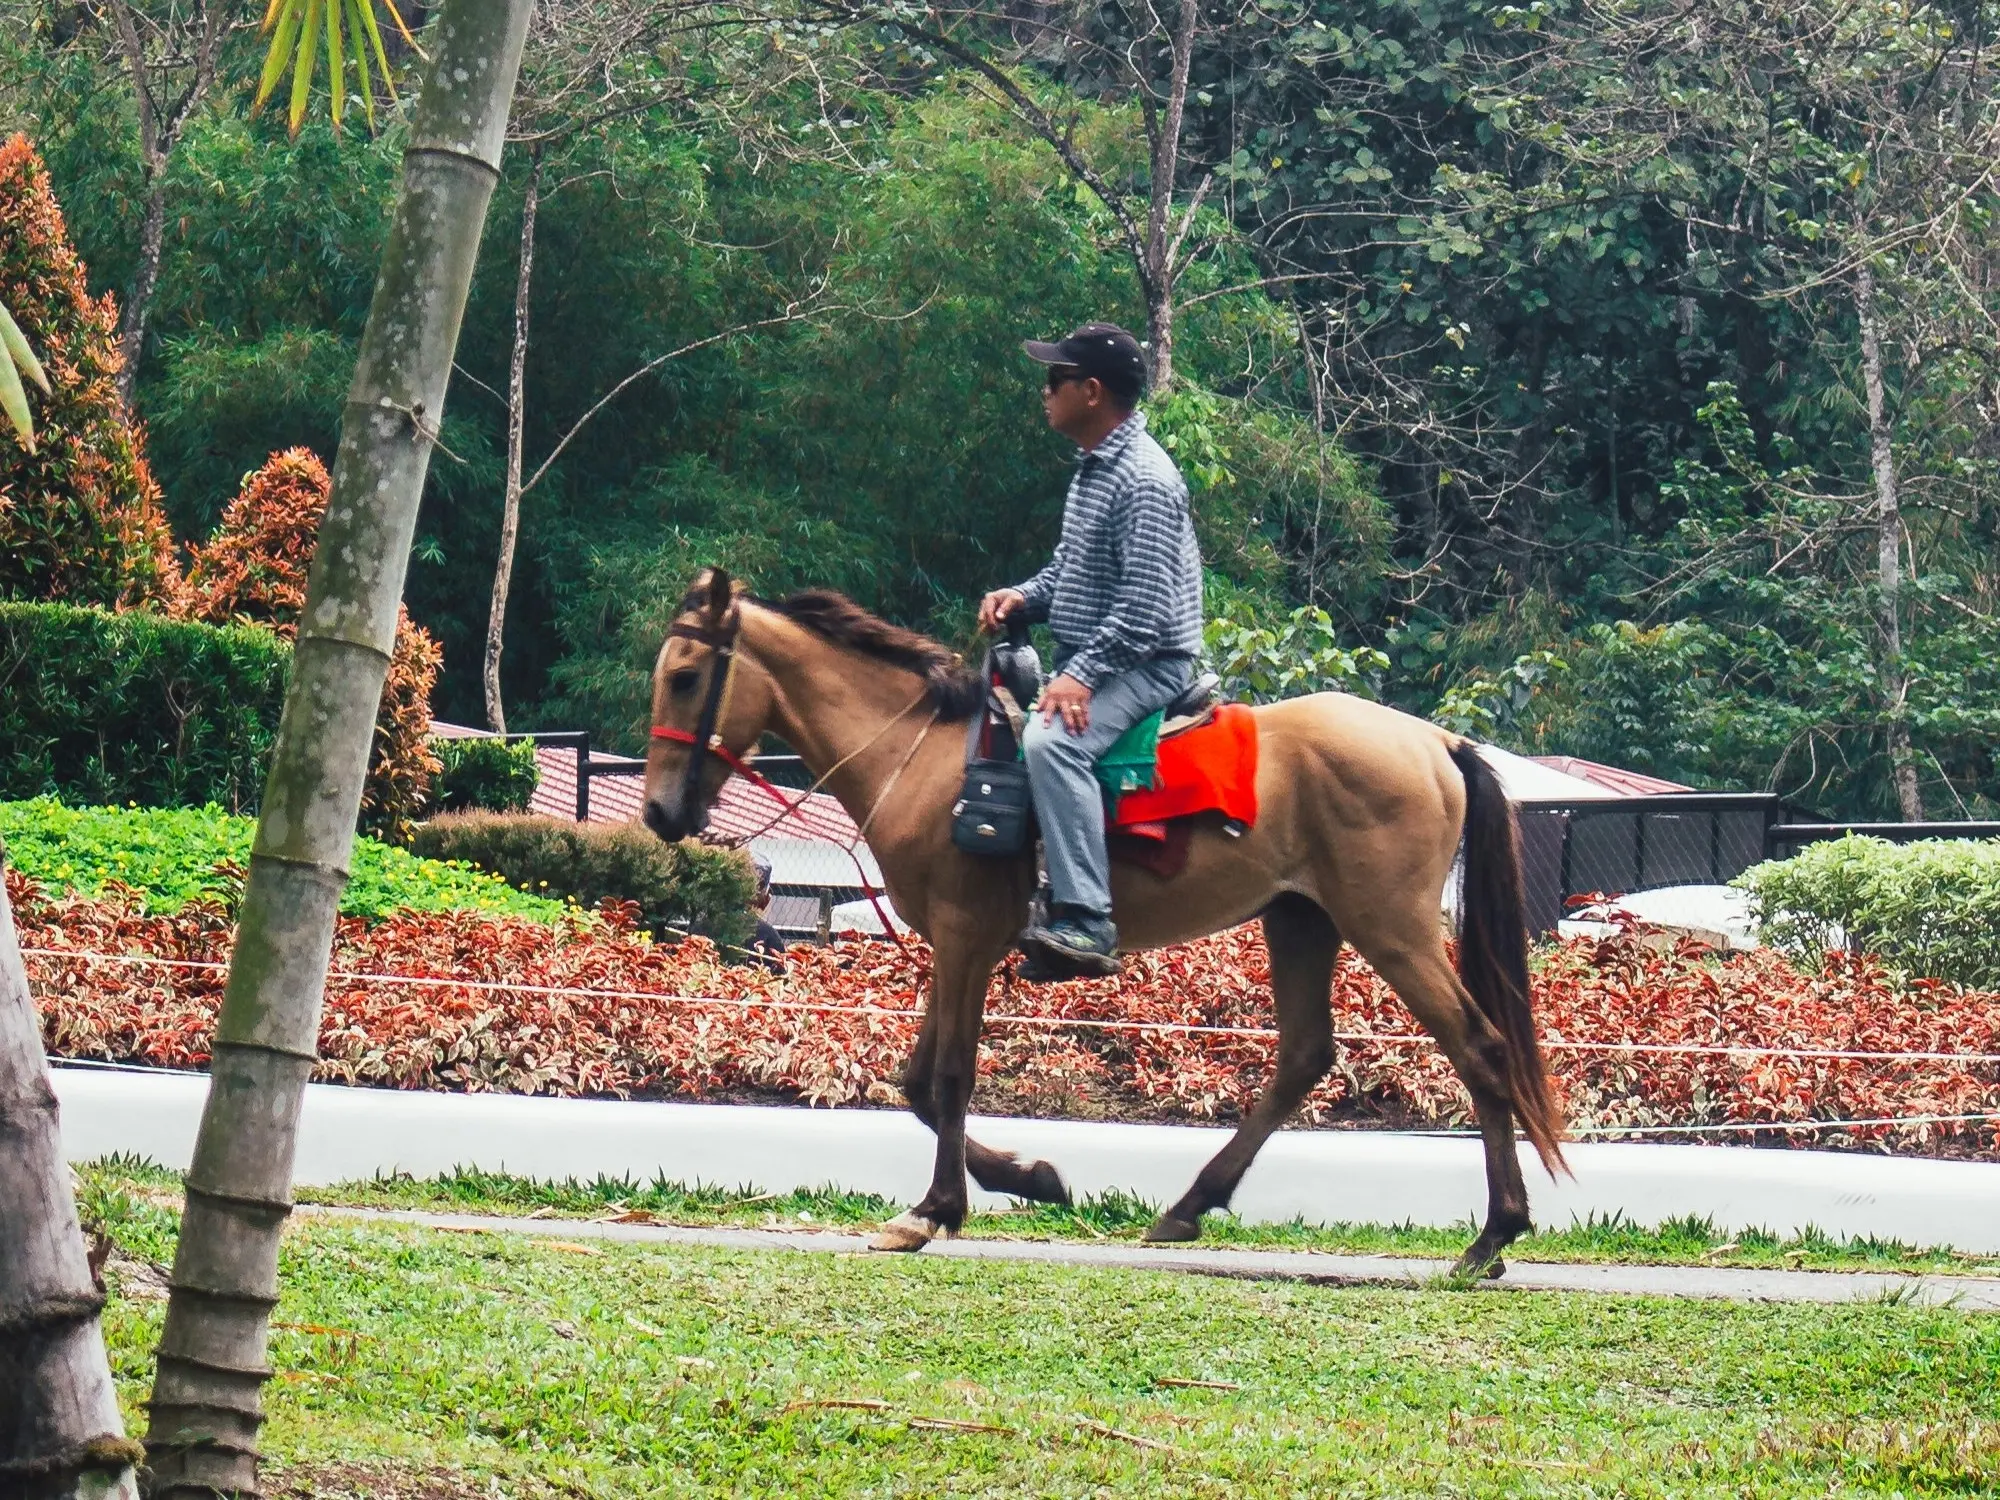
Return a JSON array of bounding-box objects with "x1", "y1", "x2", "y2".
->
[{"x1": 643, "y1": 795, "x2": 703, "y2": 844}]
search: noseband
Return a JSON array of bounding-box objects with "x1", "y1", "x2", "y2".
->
[{"x1": 649, "y1": 613, "x2": 755, "y2": 822}]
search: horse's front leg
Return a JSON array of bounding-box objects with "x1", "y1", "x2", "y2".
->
[
  {"x1": 872, "y1": 937, "x2": 1012, "y2": 1251},
  {"x1": 896, "y1": 996, "x2": 1070, "y2": 1212}
]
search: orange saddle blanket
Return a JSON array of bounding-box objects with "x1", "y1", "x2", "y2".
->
[{"x1": 1106, "y1": 703, "x2": 1259, "y2": 866}]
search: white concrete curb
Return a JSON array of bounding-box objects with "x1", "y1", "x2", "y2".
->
[{"x1": 51, "y1": 1064, "x2": 2000, "y2": 1253}]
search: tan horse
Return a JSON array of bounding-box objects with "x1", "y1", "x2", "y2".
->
[{"x1": 644, "y1": 569, "x2": 1566, "y2": 1276}]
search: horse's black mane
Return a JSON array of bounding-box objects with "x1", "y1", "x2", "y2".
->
[{"x1": 683, "y1": 585, "x2": 985, "y2": 721}]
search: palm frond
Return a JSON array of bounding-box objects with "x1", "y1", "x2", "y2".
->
[
  {"x1": 255, "y1": 0, "x2": 420, "y2": 136},
  {"x1": 0, "y1": 299, "x2": 50, "y2": 451}
]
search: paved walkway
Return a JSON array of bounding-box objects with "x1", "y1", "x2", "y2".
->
[{"x1": 297, "y1": 1207, "x2": 2000, "y2": 1311}]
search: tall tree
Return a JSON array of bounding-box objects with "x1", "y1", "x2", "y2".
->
[
  {"x1": 1856, "y1": 261, "x2": 1923, "y2": 820},
  {"x1": 837, "y1": 0, "x2": 1230, "y2": 389},
  {"x1": 0, "y1": 852, "x2": 143, "y2": 1500},
  {"x1": 139, "y1": 0, "x2": 535, "y2": 1490},
  {"x1": 99, "y1": 0, "x2": 235, "y2": 406},
  {"x1": 480, "y1": 0, "x2": 845, "y2": 730}
]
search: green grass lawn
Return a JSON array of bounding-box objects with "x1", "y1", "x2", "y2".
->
[{"x1": 85, "y1": 1167, "x2": 2000, "y2": 1498}]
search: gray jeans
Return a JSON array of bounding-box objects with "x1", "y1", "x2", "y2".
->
[{"x1": 1022, "y1": 653, "x2": 1193, "y2": 918}]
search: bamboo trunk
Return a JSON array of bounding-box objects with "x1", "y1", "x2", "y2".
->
[
  {"x1": 484, "y1": 147, "x2": 541, "y2": 733},
  {"x1": 141, "y1": 3, "x2": 535, "y2": 1492},
  {"x1": 1856, "y1": 263, "x2": 1925, "y2": 822},
  {"x1": 0, "y1": 850, "x2": 143, "y2": 1500}
]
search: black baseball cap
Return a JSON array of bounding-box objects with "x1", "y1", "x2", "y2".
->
[{"x1": 1023, "y1": 322, "x2": 1148, "y2": 403}]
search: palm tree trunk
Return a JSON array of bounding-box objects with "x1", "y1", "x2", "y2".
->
[
  {"x1": 1857, "y1": 262, "x2": 1925, "y2": 821},
  {"x1": 484, "y1": 148, "x2": 541, "y2": 733},
  {"x1": 140, "y1": 3, "x2": 536, "y2": 1493},
  {"x1": 0, "y1": 850, "x2": 143, "y2": 1500}
]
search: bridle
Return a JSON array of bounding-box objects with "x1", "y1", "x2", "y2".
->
[
  {"x1": 648, "y1": 612, "x2": 751, "y2": 824},
  {"x1": 647, "y1": 606, "x2": 938, "y2": 963}
]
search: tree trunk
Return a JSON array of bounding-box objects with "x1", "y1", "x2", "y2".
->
[
  {"x1": 103, "y1": 0, "x2": 226, "y2": 411},
  {"x1": 1140, "y1": 0, "x2": 1198, "y2": 395},
  {"x1": 484, "y1": 149, "x2": 541, "y2": 733},
  {"x1": 140, "y1": 4, "x2": 535, "y2": 1493},
  {"x1": 1856, "y1": 262, "x2": 1925, "y2": 822},
  {"x1": 0, "y1": 851, "x2": 143, "y2": 1500},
  {"x1": 1146, "y1": 286, "x2": 1174, "y2": 393},
  {"x1": 114, "y1": 161, "x2": 168, "y2": 408}
]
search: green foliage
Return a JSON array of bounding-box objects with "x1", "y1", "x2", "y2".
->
[
  {"x1": 1525, "y1": 385, "x2": 2000, "y2": 813},
  {"x1": 0, "y1": 796, "x2": 570, "y2": 923},
  {"x1": 406, "y1": 811, "x2": 757, "y2": 948},
  {"x1": 1429, "y1": 650, "x2": 1568, "y2": 742},
  {"x1": 23, "y1": 1, "x2": 2000, "y2": 816},
  {"x1": 1528, "y1": 621, "x2": 1735, "y2": 786},
  {"x1": 0, "y1": 601, "x2": 289, "y2": 813},
  {"x1": 429, "y1": 736, "x2": 540, "y2": 815},
  {"x1": 1737, "y1": 837, "x2": 2000, "y2": 989},
  {"x1": 532, "y1": 91, "x2": 1373, "y2": 745},
  {"x1": 1204, "y1": 602, "x2": 1386, "y2": 703},
  {"x1": 1151, "y1": 385, "x2": 1386, "y2": 618},
  {"x1": 254, "y1": 0, "x2": 408, "y2": 135}
]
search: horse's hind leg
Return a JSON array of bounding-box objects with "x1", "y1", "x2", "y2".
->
[
  {"x1": 899, "y1": 1004, "x2": 1069, "y2": 1207},
  {"x1": 1144, "y1": 894, "x2": 1339, "y2": 1244},
  {"x1": 1353, "y1": 933, "x2": 1531, "y2": 1278}
]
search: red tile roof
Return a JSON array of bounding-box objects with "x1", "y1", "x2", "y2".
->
[
  {"x1": 522, "y1": 740, "x2": 858, "y2": 844},
  {"x1": 1530, "y1": 755, "x2": 1691, "y2": 797}
]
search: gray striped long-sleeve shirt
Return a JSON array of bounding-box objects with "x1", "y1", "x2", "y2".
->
[{"x1": 1011, "y1": 410, "x2": 1205, "y2": 690}]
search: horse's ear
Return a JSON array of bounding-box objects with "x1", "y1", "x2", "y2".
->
[{"x1": 705, "y1": 567, "x2": 734, "y2": 618}]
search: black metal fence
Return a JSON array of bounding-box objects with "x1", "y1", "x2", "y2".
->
[{"x1": 1517, "y1": 792, "x2": 2000, "y2": 935}]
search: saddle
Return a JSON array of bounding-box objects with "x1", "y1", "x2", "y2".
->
[{"x1": 948, "y1": 620, "x2": 1248, "y2": 877}]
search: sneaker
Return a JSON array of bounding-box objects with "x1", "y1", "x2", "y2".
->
[{"x1": 1018, "y1": 909, "x2": 1121, "y2": 979}]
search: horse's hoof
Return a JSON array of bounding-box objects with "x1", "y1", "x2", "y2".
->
[
  {"x1": 1142, "y1": 1213, "x2": 1202, "y2": 1244},
  {"x1": 1024, "y1": 1159, "x2": 1072, "y2": 1206},
  {"x1": 1449, "y1": 1247, "x2": 1508, "y2": 1281},
  {"x1": 869, "y1": 1211, "x2": 944, "y2": 1253}
]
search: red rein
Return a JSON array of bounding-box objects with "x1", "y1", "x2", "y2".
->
[{"x1": 647, "y1": 724, "x2": 926, "y2": 980}]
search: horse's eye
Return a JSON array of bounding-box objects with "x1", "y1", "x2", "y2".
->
[{"x1": 670, "y1": 669, "x2": 701, "y2": 697}]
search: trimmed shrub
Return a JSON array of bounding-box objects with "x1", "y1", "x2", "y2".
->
[
  {"x1": 430, "y1": 736, "x2": 540, "y2": 814},
  {"x1": 183, "y1": 448, "x2": 441, "y2": 841},
  {"x1": 407, "y1": 811, "x2": 756, "y2": 947},
  {"x1": 0, "y1": 133, "x2": 179, "y2": 607},
  {"x1": 0, "y1": 600, "x2": 288, "y2": 811},
  {"x1": 0, "y1": 796, "x2": 572, "y2": 923},
  {"x1": 1737, "y1": 835, "x2": 2000, "y2": 988}
]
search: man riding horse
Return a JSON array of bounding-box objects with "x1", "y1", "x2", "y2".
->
[
  {"x1": 642, "y1": 322, "x2": 1565, "y2": 1273},
  {"x1": 979, "y1": 322, "x2": 1203, "y2": 978}
]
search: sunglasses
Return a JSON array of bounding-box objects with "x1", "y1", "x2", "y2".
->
[{"x1": 1044, "y1": 366, "x2": 1090, "y2": 391}]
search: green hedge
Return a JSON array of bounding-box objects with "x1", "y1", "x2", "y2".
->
[
  {"x1": 407, "y1": 812, "x2": 756, "y2": 948},
  {"x1": 430, "y1": 736, "x2": 540, "y2": 814},
  {"x1": 0, "y1": 797, "x2": 572, "y2": 924},
  {"x1": 0, "y1": 601, "x2": 289, "y2": 813},
  {"x1": 1736, "y1": 835, "x2": 2000, "y2": 988}
]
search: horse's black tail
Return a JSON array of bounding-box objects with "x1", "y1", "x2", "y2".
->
[{"x1": 1448, "y1": 740, "x2": 1568, "y2": 1176}]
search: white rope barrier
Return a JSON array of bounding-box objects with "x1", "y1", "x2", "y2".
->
[
  {"x1": 1558, "y1": 1112, "x2": 2000, "y2": 1137},
  {"x1": 23, "y1": 946, "x2": 2000, "y2": 1066},
  {"x1": 39, "y1": 1048, "x2": 2000, "y2": 1144}
]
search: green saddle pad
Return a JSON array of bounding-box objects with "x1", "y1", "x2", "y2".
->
[{"x1": 1093, "y1": 709, "x2": 1163, "y2": 809}]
